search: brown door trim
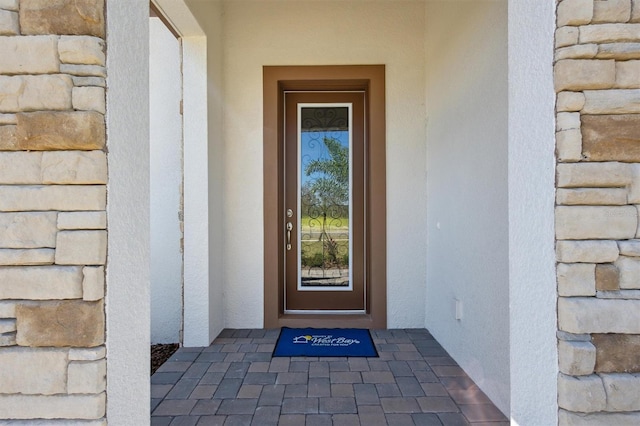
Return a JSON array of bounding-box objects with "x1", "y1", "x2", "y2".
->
[{"x1": 263, "y1": 65, "x2": 386, "y2": 329}]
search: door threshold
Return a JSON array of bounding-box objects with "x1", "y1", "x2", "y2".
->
[
  {"x1": 285, "y1": 310, "x2": 366, "y2": 315},
  {"x1": 277, "y1": 313, "x2": 376, "y2": 329}
]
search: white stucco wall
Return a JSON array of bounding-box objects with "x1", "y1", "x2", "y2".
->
[
  {"x1": 150, "y1": 17, "x2": 183, "y2": 344},
  {"x1": 220, "y1": 0, "x2": 428, "y2": 328},
  {"x1": 152, "y1": 0, "x2": 218, "y2": 347},
  {"x1": 201, "y1": 1, "x2": 225, "y2": 346},
  {"x1": 508, "y1": 0, "x2": 558, "y2": 424},
  {"x1": 424, "y1": 1, "x2": 510, "y2": 414},
  {"x1": 182, "y1": 0, "x2": 225, "y2": 345},
  {"x1": 106, "y1": 0, "x2": 150, "y2": 423}
]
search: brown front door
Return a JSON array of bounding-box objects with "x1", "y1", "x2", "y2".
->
[{"x1": 284, "y1": 91, "x2": 366, "y2": 312}]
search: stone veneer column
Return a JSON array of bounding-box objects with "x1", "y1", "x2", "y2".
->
[
  {"x1": 0, "y1": 0, "x2": 107, "y2": 423},
  {"x1": 555, "y1": 0, "x2": 640, "y2": 424}
]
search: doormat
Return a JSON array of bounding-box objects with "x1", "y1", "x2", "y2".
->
[{"x1": 273, "y1": 327, "x2": 378, "y2": 357}]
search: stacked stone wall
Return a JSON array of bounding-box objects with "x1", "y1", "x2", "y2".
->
[
  {"x1": 555, "y1": 0, "x2": 640, "y2": 424},
  {"x1": 0, "y1": 0, "x2": 107, "y2": 423}
]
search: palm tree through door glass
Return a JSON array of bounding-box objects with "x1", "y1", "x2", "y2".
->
[{"x1": 298, "y1": 104, "x2": 352, "y2": 290}]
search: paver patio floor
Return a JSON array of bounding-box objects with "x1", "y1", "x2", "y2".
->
[{"x1": 151, "y1": 329, "x2": 509, "y2": 425}]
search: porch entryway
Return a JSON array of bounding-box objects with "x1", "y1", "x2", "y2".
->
[
  {"x1": 104, "y1": 0, "x2": 557, "y2": 422},
  {"x1": 151, "y1": 329, "x2": 508, "y2": 425}
]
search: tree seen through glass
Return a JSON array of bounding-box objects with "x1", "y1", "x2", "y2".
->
[{"x1": 300, "y1": 106, "x2": 350, "y2": 287}]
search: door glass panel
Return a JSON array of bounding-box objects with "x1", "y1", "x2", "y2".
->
[{"x1": 298, "y1": 104, "x2": 352, "y2": 290}]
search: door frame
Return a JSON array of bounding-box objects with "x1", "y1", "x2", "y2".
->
[{"x1": 263, "y1": 65, "x2": 387, "y2": 328}]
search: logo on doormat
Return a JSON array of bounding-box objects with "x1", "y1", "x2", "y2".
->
[{"x1": 293, "y1": 334, "x2": 360, "y2": 346}]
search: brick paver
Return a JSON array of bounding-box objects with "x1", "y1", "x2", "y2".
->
[
  {"x1": 151, "y1": 329, "x2": 509, "y2": 425},
  {"x1": 354, "y1": 383, "x2": 380, "y2": 405},
  {"x1": 318, "y1": 397, "x2": 357, "y2": 414},
  {"x1": 308, "y1": 377, "x2": 331, "y2": 397},
  {"x1": 282, "y1": 397, "x2": 319, "y2": 414}
]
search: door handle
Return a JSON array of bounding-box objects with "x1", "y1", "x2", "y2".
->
[{"x1": 286, "y1": 222, "x2": 293, "y2": 250}]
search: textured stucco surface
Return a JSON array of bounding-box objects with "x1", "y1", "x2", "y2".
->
[
  {"x1": 105, "y1": 1, "x2": 150, "y2": 423},
  {"x1": 425, "y1": 1, "x2": 510, "y2": 415},
  {"x1": 219, "y1": 0, "x2": 428, "y2": 328},
  {"x1": 182, "y1": 0, "x2": 224, "y2": 346},
  {"x1": 150, "y1": 17, "x2": 183, "y2": 344},
  {"x1": 508, "y1": 0, "x2": 558, "y2": 424}
]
